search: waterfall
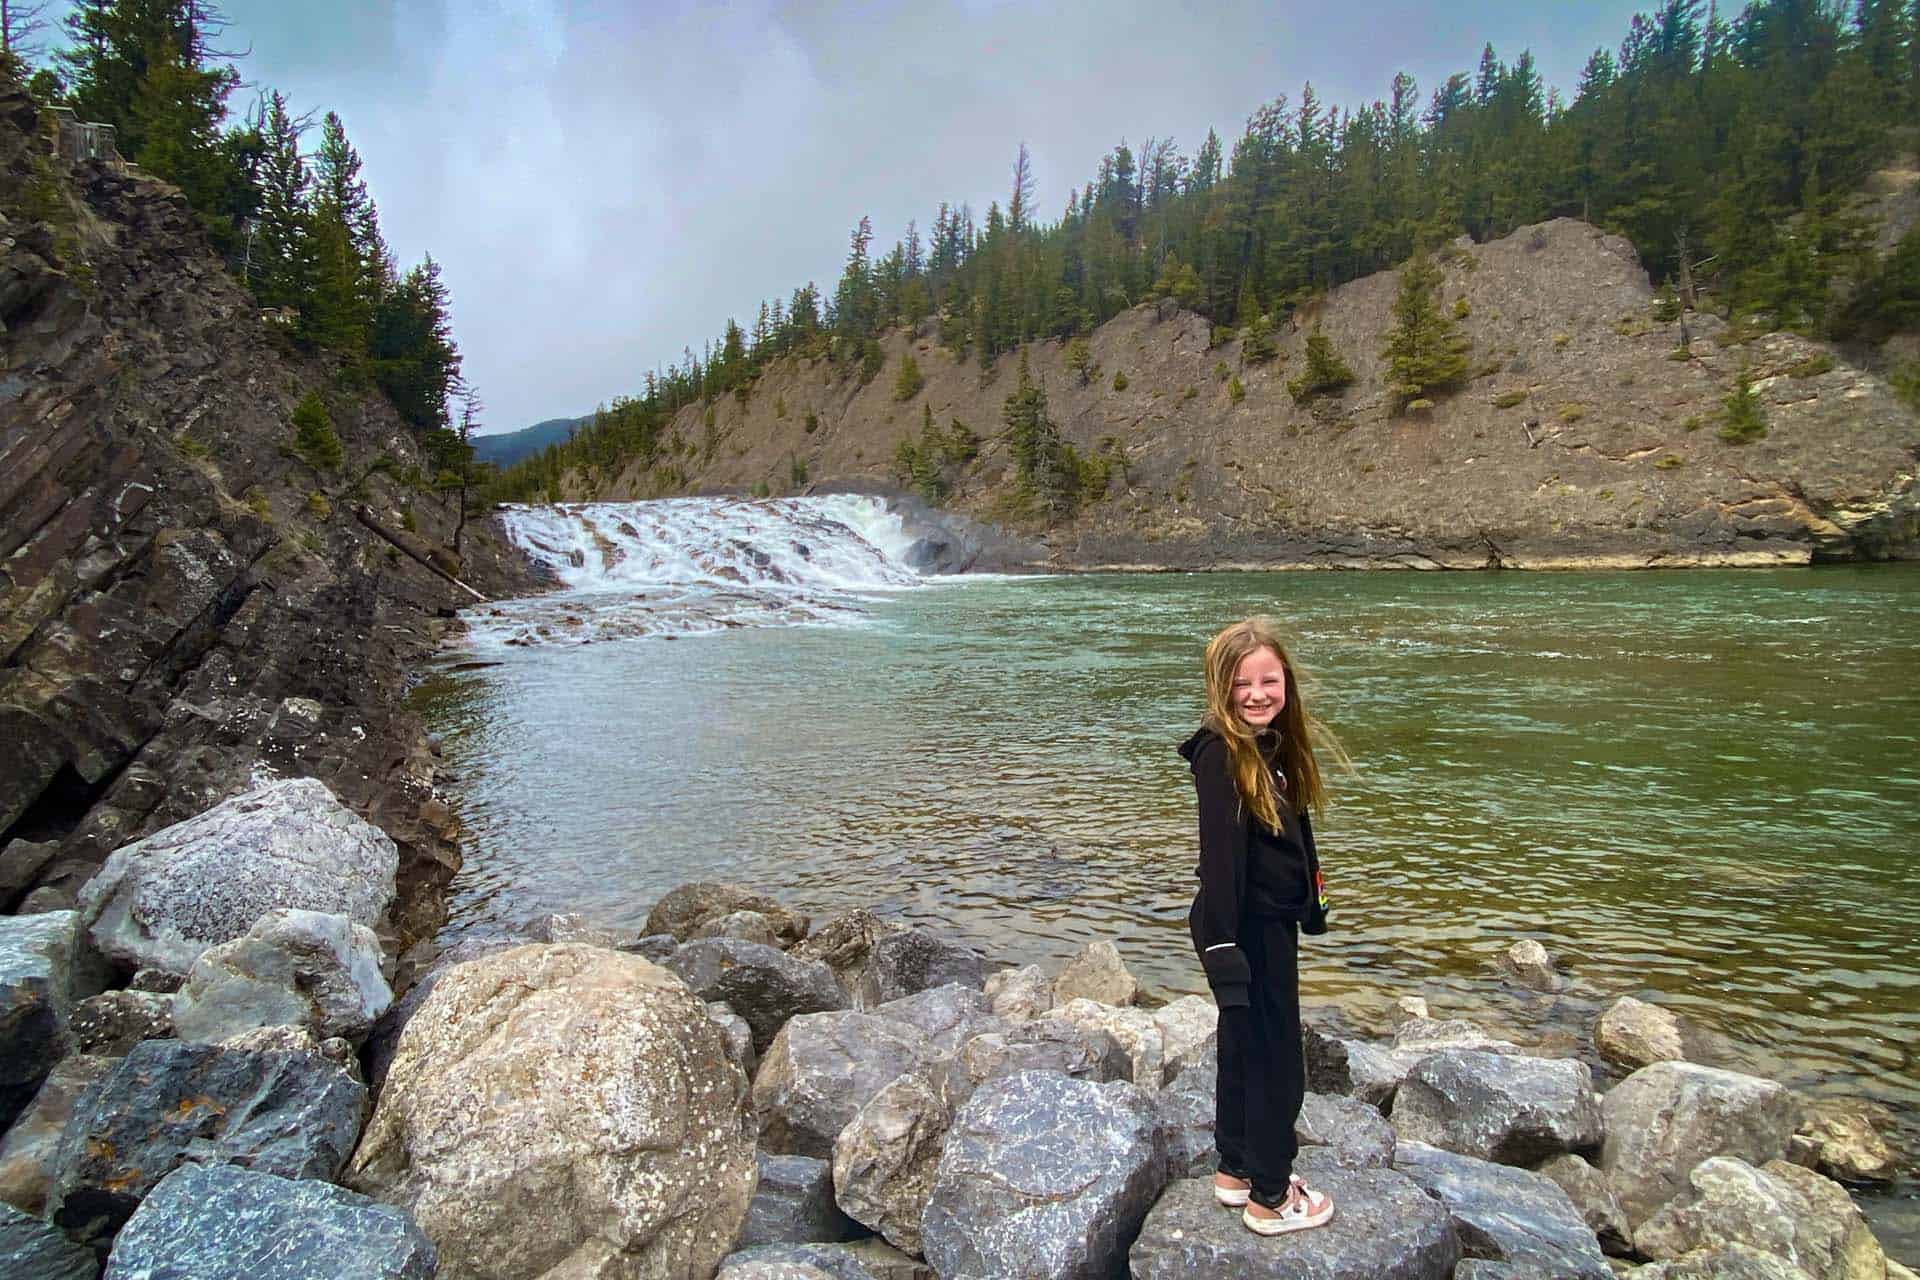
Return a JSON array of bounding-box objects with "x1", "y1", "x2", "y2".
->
[{"x1": 471, "y1": 496, "x2": 926, "y2": 647}]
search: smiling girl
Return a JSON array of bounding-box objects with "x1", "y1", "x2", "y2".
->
[{"x1": 1178, "y1": 616, "x2": 1337, "y2": 1236}]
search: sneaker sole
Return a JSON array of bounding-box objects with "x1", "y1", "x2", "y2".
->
[
  {"x1": 1242, "y1": 1203, "x2": 1336, "y2": 1236},
  {"x1": 1213, "y1": 1186, "x2": 1251, "y2": 1207}
]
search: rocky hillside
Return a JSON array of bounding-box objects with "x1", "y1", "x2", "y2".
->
[
  {"x1": 0, "y1": 85, "x2": 543, "y2": 948},
  {"x1": 582, "y1": 218, "x2": 1919, "y2": 570}
]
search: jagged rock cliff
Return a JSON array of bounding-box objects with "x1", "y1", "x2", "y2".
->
[
  {"x1": 586, "y1": 218, "x2": 1919, "y2": 569},
  {"x1": 0, "y1": 85, "x2": 542, "y2": 946}
]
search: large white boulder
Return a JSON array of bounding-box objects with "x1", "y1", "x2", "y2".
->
[
  {"x1": 77, "y1": 779, "x2": 397, "y2": 975},
  {"x1": 172, "y1": 909, "x2": 391, "y2": 1046},
  {"x1": 345, "y1": 943, "x2": 755, "y2": 1280}
]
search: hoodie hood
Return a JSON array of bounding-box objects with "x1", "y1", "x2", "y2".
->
[{"x1": 1177, "y1": 724, "x2": 1219, "y2": 764}]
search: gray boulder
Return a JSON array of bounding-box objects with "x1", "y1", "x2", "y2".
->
[
  {"x1": 718, "y1": 1241, "x2": 895, "y2": 1279},
  {"x1": 0, "y1": 911, "x2": 109, "y2": 1130},
  {"x1": 219, "y1": 1024, "x2": 364, "y2": 1084},
  {"x1": 345, "y1": 943, "x2": 756, "y2": 1280},
  {"x1": 1153, "y1": 1061, "x2": 1219, "y2": 1180},
  {"x1": 752, "y1": 1010, "x2": 939, "y2": 1158},
  {"x1": 1596, "y1": 996, "x2": 1685, "y2": 1071},
  {"x1": 1164, "y1": 1026, "x2": 1216, "y2": 1084},
  {"x1": 832, "y1": 1070, "x2": 950, "y2": 1255},
  {"x1": 68, "y1": 989, "x2": 173, "y2": 1056},
  {"x1": 1391, "y1": 1049, "x2": 1602, "y2": 1164},
  {"x1": 1302, "y1": 1011, "x2": 1356, "y2": 1095},
  {"x1": 1392, "y1": 1017, "x2": 1522, "y2": 1057},
  {"x1": 1535, "y1": 1153, "x2": 1634, "y2": 1255},
  {"x1": 1599, "y1": 1062, "x2": 1798, "y2": 1227},
  {"x1": 942, "y1": 1017, "x2": 1129, "y2": 1111},
  {"x1": 172, "y1": 907, "x2": 391, "y2": 1046},
  {"x1": 103, "y1": 1163, "x2": 435, "y2": 1279},
  {"x1": 1394, "y1": 1140, "x2": 1611, "y2": 1279},
  {"x1": 1298, "y1": 1090, "x2": 1398, "y2": 1170},
  {"x1": 49, "y1": 1038, "x2": 366, "y2": 1246},
  {"x1": 1051, "y1": 940, "x2": 1138, "y2": 1007},
  {"x1": 788, "y1": 909, "x2": 903, "y2": 1009},
  {"x1": 1633, "y1": 1243, "x2": 1820, "y2": 1279},
  {"x1": 1498, "y1": 939, "x2": 1563, "y2": 992},
  {"x1": 709, "y1": 1000, "x2": 759, "y2": 1076},
  {"x1": 1151, "y1": 997, "x2": 1218, "y2": 1084},
  {"x1": 736, "y1": 1152, "x2": 860, "y2": 1249},
  {"x1": 869, "y1": 983, "x2": 1001, "y2": 1054},
  {"x1": 1128, "y1": 1168, "x2": 1462, "y2": 1280},
  {"x1": 1633, "y1": 1157, "x2": 1888, "y2": 1280},
  {"x1": 693, "y1": 910, "x2": 786, "y2": 948},
  {"x1": 1344, "y1": 1038, "x2": 1407, "y2": 1110},
  {"x1": 0, "y1": 1200, "x2": 95, "y2": 1280},
  {"x1": 1043, "y1": 998, "x2": 1165, "y2": 1088},
  {"x1": 76, "y1": 778, "x2": 398, "y2": 975},
  {"x1": 1795, "y1": 1097, "x2": 1898, "y2": 1183},
  {"x1": 665, "y1": 937, "x2": 849, "y2": 1053},
  {"x1": 921, "y1": 1070, "x2": 1162, "y2": 1280},
  {"x1": 867, "y1": 927, "x2": 984, "y2": 1004},
  {"x1": 525, "y1": 911, "x2": 639, "y2": 948},
  {"x1": 984, "y1": 963, "x2": 1053, "y2": 1022},
  {"x1": 645, "y1": 882, "x2": 808, "y2": 946},
  {"x1": 718, "y1": 1262, "x2": 842, "y2": 1280},
  {"x1": 0, "y1": 1054, "x2": 112, "y2": 1216}
]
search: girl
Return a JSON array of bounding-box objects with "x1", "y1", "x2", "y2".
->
[{"x1": 1179, "y1": 617, "x2": 1336, "y2": 1236}]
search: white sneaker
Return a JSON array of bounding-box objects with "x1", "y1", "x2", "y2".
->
[
  {"x1": 1242, "y1": 1175, "x2": 1335, "y2": 1236},
  {"x1": 1212, "y1": 1173, "x2": 1251, "y2": 1207}
]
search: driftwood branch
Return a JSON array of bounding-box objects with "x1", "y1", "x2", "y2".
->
[{"x1": 352, "y1": 504, "x2": 488, "y2": 602}]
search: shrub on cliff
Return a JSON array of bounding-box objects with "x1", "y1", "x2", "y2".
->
[
  {"x1": 893, "y1": 354, "x2": 924, "y2": 401},
  {"x1": 1287, "y1": 323, "x2": 1356, "y2": 403},
  {"x1": 1719, "y1": 362, "x2": 1768, "y2": 443},
  {"x1": 1381, "y1": 250, "x2": 1470, "y2": 415},
  {"x1": 1241, "y1": 312, "x2": 1278, "y2": 364},
  {"x1": 291, "y1": 392, "x2": 344, "y2": 471}
]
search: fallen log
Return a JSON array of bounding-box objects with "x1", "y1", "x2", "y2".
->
[{"x1": 353, "y1": 504, "x2": 488, "y2": 603}]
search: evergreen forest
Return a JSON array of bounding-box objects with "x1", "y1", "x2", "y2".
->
[
  {"x1": 3, "y1": 0, "x2": 475, "y2": 483},
  {"x1": 489, "y1": 0, "x2": 1920, "y2": 505}
]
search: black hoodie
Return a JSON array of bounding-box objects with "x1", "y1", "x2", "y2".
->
[{"x1": 1179, "y1": 725, "x2": 1327, "y2": 1008}]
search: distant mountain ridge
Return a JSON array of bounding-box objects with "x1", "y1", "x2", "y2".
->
[{"x1": 474, "y1": 416, "x2": 586, "y2": 468}]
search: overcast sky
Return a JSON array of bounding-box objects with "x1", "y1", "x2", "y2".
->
[{"x1": 194, "y1": 0, "x2": 1656, "y2": 434}]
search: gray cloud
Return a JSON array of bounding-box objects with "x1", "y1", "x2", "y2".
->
[{"x1": 216, "y1": 0, "x2": 1651, "y2": 432}]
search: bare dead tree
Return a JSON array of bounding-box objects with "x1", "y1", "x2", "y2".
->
[
  {"x1": 0, "y1": 0, "x2": 52, "y2": 67},
  {"x1": 1008, "y1": 142, "x2": 1035, "y2": 235}
]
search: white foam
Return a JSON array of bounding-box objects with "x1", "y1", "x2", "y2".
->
[{"x1": 474, "y1": 496, "x2": 926, "y2": 648}]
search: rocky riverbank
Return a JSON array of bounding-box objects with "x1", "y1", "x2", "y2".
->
[
  {"x1": 1, "y1": 792, "x2": 1909, "y2": 1278},
  {"x1": 1, "y1": 79, "x2": 552, "y2": 955}
]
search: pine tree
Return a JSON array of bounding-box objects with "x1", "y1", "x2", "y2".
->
[
  {"x1": 1287, "y1": 322, "x2": 1357, "y2": 401},
  {"x1": 1003, "y1": 349, "x2": 1071, "y2": 514},
  {"x1": 250, "y1": 90, "x2": 314, "y2": 312},
  {"x1": 291, "y1": 390, "x2": 343, "y2": 471},
  {"x1": 893, "y1": 352, "x2": 924, "y2": 401},
  {"x1": 371, "y1": 255, "x2": 462, "y2": 433},
  {"x1": 1065, "y1": 335, "x2": 1095, "y2": 385},
  {"x1": 1380, "y1": 250, "x2": 1470, "y2": 414}
]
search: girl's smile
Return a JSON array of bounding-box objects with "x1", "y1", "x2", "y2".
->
[{"x1": 1231, "y1": 647, "x2": 1287, "y2": 727}]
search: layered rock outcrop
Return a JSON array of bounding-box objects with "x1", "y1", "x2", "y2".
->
[{"x1": 0, "y1": 81, "x2": 545, "y2": 947}]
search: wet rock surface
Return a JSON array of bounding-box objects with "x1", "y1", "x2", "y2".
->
[
  {"x1": 1391, "y1": 1048, "x2": 1603, "y2": 1165},
  {"x1": 49, "y1": 1038, "x2": 367, "y2": 1246},
  {"x1": 752, "y1": 1010, "x2": 940, "y2": 1159},
  {"x1": 1394, "y1": 1140, "x2": 1612, "y2": 1279},
  {"x1": 920, "y1": 1070, "x2": 1162, "y2": 1280},
  {"x1": 0, "y1": 1200, "x2": 95, "y2": 1280},
  {"x1": 737, "y1": 1152, "x2": 860, "y2": 1249},
  {"x1": 1129, "y1": 1167, "x2": 1463, "y2": 1279},
  {"x1": 103, "y1": 1163, "x2": 437, "y2": 1280},
  {"x1": 76, "y1": 779, "x2": 399, "y2": 977},
  {"x1": 665, "y1": 936, "x2": 849, "y2": 1053}
]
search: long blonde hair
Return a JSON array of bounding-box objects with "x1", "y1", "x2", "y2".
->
[{"x1": 1201, "y1": 617, "x2": 1342, "y2": 830}]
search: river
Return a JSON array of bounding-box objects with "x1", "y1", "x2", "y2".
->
[{"x1": 413, "y1": 496, "x2": 1920, "y2": 1255}]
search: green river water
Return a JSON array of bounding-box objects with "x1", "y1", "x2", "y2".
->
[{"x1": 417, "y1": 562, "x2": 1920, "y2": 1252}]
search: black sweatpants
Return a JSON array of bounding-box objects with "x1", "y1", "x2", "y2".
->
[{"x1": 1214, "y1": 916, "x2": 1304, "y2": 1206}]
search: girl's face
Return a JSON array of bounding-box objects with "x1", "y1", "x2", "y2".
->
[{"x1": 1231, "y1": 646, "x2": 1287, "y2": 728}]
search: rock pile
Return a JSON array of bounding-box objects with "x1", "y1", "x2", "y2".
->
[{"x1": 0, "y1": 862, "x2": 1908, "y2": 1278}]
